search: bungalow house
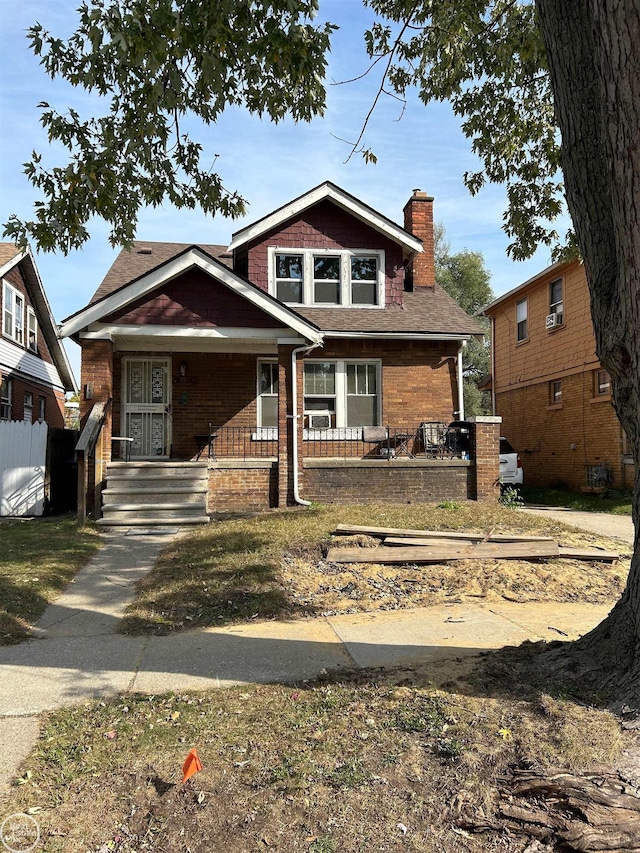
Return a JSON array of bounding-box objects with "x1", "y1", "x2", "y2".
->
[
  {"x1": 61, "y1": 183, "x2": 500, "y2": 525},
  {"x1": 482, "y1": 258, "x2": 632, "y2": 491}
]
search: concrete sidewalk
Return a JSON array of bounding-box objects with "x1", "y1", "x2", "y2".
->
[
  {"x1": 0, "y1": 526, "x2": 616, "y2": 794},
  {"x1": 521, "y1": 506, "x2": 634, "y2": 545}
]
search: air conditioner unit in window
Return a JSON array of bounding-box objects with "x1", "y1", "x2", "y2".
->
[
  {"x1": 309, "y1": 413, "x2": 331, "y2": 429},
  {"x1": 546, "y1": 312, "x2": 562, "y2": 328}
]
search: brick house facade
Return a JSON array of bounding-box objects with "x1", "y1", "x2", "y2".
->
[
  {"x1": 62, "y1": 183, "x2": 500, "y2": 516},
  {"x1": 483, "y1": 258, "x2": 632, "y2": 491},
  {"x1": 1, "y1": 244, "x2": 76, "y2": 428}
]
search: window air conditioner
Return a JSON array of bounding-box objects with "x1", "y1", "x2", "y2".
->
[
  {"x1": 309, "y1": 413, "x2": 331, "y2": 429},
  {"x1": 546, "y1": 313, "x2": 559, "y2": 328}
]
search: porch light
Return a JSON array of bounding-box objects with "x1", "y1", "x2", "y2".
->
[{"x1": 180, "y1": 361, "x2": 188, "y2": 377}]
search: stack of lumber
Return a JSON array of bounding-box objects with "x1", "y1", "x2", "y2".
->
[{"x1": 326, "y1": 524, "x2": 620, "y2": 565}]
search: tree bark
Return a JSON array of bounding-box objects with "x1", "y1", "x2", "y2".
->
[{"x1": 535, "y1": 0, "x2": 640, "y2": 705}]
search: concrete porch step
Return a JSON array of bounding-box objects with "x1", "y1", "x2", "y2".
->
[{"x1": 100, "y1": 461, "x2": 209, "y2": 526}]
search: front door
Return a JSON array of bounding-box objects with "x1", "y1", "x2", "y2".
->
[{"x1": 123, "y1": 358, "x2": 171, "y2": 458}]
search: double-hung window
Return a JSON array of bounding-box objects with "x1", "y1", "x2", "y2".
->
[
  {"x1": 27, "y1": 308, "x2": 38, "y2": 353},
  {"x1": 2, "y1": 281, "x2": 24, "y2": 344},
  {"x1": 257, "y1": 360, "x2": 278, "y2": 428},
  {"x1": 0, "y1": 378, "x2": 11, "y2": 419},
  {"x1": 303, "y1": 360, "x2": 380, "y2": 431},
  {"x1": 271, "y1": 249, "x2": 384, "y2": 307},
  {"x1": 549, "y1": 278, "x2": 564, "y2": 325},
  {"x1": 595, "y1": 369, "x2": 611, "y2": 397},
  {"x1": 24, "y1": 392, "x2": 33, "y2": 423},
  {"x1": 516, "y1": 298, "x2": 528, "y2": 342}
]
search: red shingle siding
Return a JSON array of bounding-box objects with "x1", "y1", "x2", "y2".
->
[
  {"x1": 2, "y1": 266, "x2": 55, "y2": 365},
  {"x1": 246, "y1": 201, "x2": 406, "y2": 306},
  {"x1": 104, "y1": 269, "x2": 282, "y2": 328}
]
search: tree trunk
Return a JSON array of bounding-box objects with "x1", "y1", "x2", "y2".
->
[{"x1": 535, "y1": 0, "x2": 640, "y2": 706}]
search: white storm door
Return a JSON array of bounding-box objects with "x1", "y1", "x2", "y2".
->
[{"x1": 123, "y1": 358, "x2": 171, "y2": 458}]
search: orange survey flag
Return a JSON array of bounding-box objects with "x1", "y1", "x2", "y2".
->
[{"x1": 182, "y1": 748, "x2": 203, "y2": 783}]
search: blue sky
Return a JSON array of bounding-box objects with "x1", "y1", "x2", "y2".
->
[{"x1": 0, "y1": 1, "x2": 564, "y2": 383}]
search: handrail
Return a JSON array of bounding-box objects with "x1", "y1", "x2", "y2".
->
[{"x1": 76, "y1": 399, "x2": 111, "y2": 523}]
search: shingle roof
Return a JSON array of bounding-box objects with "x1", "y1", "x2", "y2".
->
[
  {"x1": 84, "y1": 241, "x2": 482, "y2": 338},
  {"x1": 295, "y1": 289, "x2": 483, "y2": 336},
  {"x1": 90, "y1": 242, "x2": 231, "y2": 304},
  {"x1": 0, "y1": 243, "x2": 23, "y2": 268}
]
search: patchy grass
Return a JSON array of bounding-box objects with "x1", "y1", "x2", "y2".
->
[
  {"x1": 120, "y1": 503, "x2": 628, "y2": 635},
  {"x1": 1, "y1": 670, "x2": 628, "y2": 853},
  {"x1": 522, "y1": 485, "x2": 633, "y2": 515},
  {"x1": 0, "y1": 516, "x2": 102, "y2": 644}
]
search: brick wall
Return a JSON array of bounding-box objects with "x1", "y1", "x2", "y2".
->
[
  {"x1": 495, "y1": 375, "x2": 630, "y2": 490},
  {"x1": 303, "y1": 459, "x2": 471, "y2": 503},
  {"x1": 245, "y1": 200, "x2": 406, "y2": 306},
  {"x1": 1, "y1": 375, "x2": 65, "y2": 428},
  {"x1": 208, "y1": 462, "x2": 277, "y2": 510}
]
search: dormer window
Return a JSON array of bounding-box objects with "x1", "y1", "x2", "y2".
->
[
  {"x1": 270, "y1": 248, "x2": 384, "y2": 307},
  {"x1": 2, "y1": 281, "x2": 24, "y2": 345}
]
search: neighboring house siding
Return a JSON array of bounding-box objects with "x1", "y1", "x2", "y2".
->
[
  {"x1": 3, "y1": 374, "x2": 65, "y2": 428},
  {"x1": 489, "y1": 260, "x2": 631, "y2": 490},
  {"x1": 2, "y1": 266, "x2": 55, "y2": 365},
  {"x1": 103, "y1": 269, "x2": 283, "y2": 328},
  {"x1": 245, "y1": 200, "x2": 406, "y2": 305}
]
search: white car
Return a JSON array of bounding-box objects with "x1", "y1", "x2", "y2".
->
[{"x1": 499, "y1": 437, "x2": 523, "y2": 487}]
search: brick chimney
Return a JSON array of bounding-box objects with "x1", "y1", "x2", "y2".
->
[{"x1": 403, "y1": 189, "x2": 435, "y2": 289}]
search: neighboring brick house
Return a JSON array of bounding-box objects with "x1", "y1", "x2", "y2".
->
[
  {"x1": 61, "y1": 182, "x2": 500, "y2": 521},
  {"x1": 483, "y1": 258, "x2": 632, "y2": 491},
  {"x1": 1, "y1": 244, "x2": 77, "y2": 427}
]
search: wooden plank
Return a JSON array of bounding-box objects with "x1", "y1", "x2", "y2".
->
[
  {"x1": 384, "y1": 535, "x2": 558, "y2": 547},
  {"x1": 334, "y1": 524, "x2": 554, "y2": 543},
  {"x1": 327, "y1": 541, "x2": 560, "y2": 564},
  {"x1": 558, "y1": 546, "x2": 620, "y2": 562},
  {"x1": 334, "y1": 524, "x2": 485, "y2": 540}
]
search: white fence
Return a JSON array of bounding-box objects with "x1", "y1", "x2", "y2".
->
[{"x1": 0, "y1": 420, "x2": 48, "y2": 516}]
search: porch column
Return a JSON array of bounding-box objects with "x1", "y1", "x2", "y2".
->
[
  {"x1": 80, "y1": 339, "x2": 114, "y2": 517},
  {"x1": 469, "y1": 415, "x2": 502, "y2": 501},
  {"x1": 277, "y1": 344, "x2": 298, "y2": 506}
]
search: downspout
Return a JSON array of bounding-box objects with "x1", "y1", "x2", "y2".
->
[
  {"x1": 291, "y1": 340, "x2": 323, "y2": 506},
  {"x1": 457, "y1": 342, "x2": 466, "y2": 421}
]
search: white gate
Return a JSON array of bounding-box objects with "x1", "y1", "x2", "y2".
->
[{"x1": 0, "y1": 420, "x2": 48, "y2": 516}]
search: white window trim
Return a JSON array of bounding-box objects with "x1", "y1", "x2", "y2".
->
[
  {"x1": 27, "y1": 307, "x2": 38, "y2": 353},
  {"x1": 549, "y1": 277, "x2": 564, "y2": 318},
  {"x1": 303, "y1": 359, "x2": 382, "y2": 433},
  {"x1": 2, "y1": 280, "x2": 25, "y2": 345},
  {"x1": 256, "y1": 358, "x2": 279, "y2": 432},
  {"x1": 268, "y1": 247, "x2": 385, "y2": 308}
]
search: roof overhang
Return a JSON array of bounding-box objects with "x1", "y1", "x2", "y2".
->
[
  {"x1": 60, "y1": 247, "x2": 324, "y2": 345},
  {"x1": 228, "y1": 181, "x2": 424, "y2": 256},
  {"x1": 0, "y1": 246, "x2": 77, "y2": 393},
  {"x1": 324, "y1": 331, "x2": 476, "y2": 342}
]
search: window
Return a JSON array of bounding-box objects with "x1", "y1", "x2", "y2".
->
[
  {"x1": 550, "y1": 379, "x2": 562, "y2": 405},
  {"x1": 595, "y1": 368, "x2": 611, "y2": 396},
  {"x1": 0, "y1": 378, "x2": 11, "y2": 419},
  {"x1": 549, "y1": 278, "x2": 564, "y2": 324},
  {"x1": 38, "y1": 396, "x2": 46, "y2": 422},
  {"x1": 303, "y1": 360, "x2": 380, "y2": 429},
  {"x1": 258, "y1": 360, "x2": 278, "y2": 427},
  {"x1": 27, "y1": 308, "x2": 38, "y2": 353},
  {"x1": 275, "y1": 254, "x2": 303, "y2": 303},
  {"x1": 516, "y1": 298, "x2": 528, "y2": 342},
  {"x1": 270, "y1": 248, "x2": 383, "y2": 307},
  {"x1": 24, "y1": 392, "x2": 33, "y2": 422},
  {"x1": 2, "y1": 281, "x2": 24, "y2": 344}
]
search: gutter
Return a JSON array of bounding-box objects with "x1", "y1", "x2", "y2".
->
[{"x1": 291, "y1": 340, "x2": 323, "y2": 506}]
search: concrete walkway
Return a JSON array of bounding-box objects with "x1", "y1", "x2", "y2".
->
[
  {"x1": 521, "y1": 506, "x2": 635, "y2": 546},
  {"x1": 0, "y1": 523, "x2": 620, "y2": 794}
]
